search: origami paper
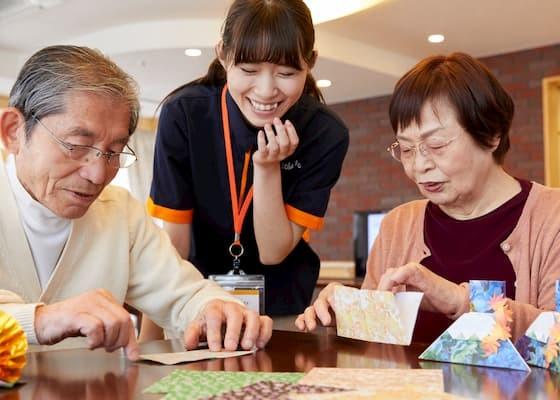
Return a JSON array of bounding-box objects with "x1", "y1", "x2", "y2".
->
[
  {"x1": 204, "y1": 380, "x2": 347, "y2": 399},
  {"x1": 289, "y1": 388, "x2": 469, "y2": 400},
  {"x1": 557, "y1": 280, "x2": 560, "y2": 312},
  {"x1": 420, "y1": 280, "x2": 529, "y2": 371},
  {"x1": 0, "y1": 310, "x2": 27, "y2": 387},
  {"x1": 144, "y1": 370, "x2": 304, "y2": 400},
  {"x1": 516, "y1": 279, "x2": 560, "y2": 372},
  {"x1": 297, "y1": 368, "x2": 443, "y2": 392},
  {"x1": 469, "y1": 280, "x2": 506, "y2": 313},
  {"x1": 139, "y1": 348, "x2": 255, "y2": 365},
  {"x1": 334, "y1": 286, "x2": 423, "y2": 345}
]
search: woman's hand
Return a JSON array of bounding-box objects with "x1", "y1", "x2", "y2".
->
[
  {"x1": 377, "y1": 262, "x2": 469, "y2": 319},
  {"x1": 253, "y1": 118, "x2": 299, "y2": 166},
  {"x1": 294, "y1": 282, "x2": 342, "y2": 331}
]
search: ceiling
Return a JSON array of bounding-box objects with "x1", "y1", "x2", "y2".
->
[{"x1": 1, "y1": 0, "x2": 559, "y2": 116}]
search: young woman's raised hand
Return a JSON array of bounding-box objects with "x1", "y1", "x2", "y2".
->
[{"x1": 253, "y1": 118, "x2": 299, "y2": 166}]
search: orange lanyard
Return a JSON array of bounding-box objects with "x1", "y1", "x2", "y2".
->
[{"x1": 221, "y1": 85, "x2": 253, "y2": 260}]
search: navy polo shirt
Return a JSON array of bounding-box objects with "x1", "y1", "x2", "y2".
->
[{"x1": 148, "y1": 84, "x2": 349, "y2": 315}]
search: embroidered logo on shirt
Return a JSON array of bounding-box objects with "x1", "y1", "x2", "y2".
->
[{"x1": 281, "y1": 160, "x2": 302, "y2": 171}]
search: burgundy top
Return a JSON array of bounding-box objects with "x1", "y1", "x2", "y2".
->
[{"x1": 413, "y1": 179, "x2": 532, "y2": 343}]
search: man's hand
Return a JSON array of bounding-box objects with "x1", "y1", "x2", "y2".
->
[
  {"x1": 183, "y1": 300, "x2": 273, "y2": 352},
  {"x1": 34, "y1": 289, "x2": 139, "y2": 360}
]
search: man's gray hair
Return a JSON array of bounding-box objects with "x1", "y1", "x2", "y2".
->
[{"x1": 9, "y1": 45, "x2": 140, "y2": 138}]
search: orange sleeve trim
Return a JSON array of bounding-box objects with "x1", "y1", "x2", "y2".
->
[
  {"x1": 146, "y1": 197, "x2": 193, "y2": 224},
  {"x1": 285, "y1": 205, "x2": 324, "y2": 231}
]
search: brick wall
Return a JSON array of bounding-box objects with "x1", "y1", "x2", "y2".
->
[{"x1": 314, "y1": 43, "x2": 560, "y2": 261}]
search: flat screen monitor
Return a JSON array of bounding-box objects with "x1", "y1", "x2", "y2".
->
[{"x1": 353, "y1": 210, "x2": 387, "y2": 277}]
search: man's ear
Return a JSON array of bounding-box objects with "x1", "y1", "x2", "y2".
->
[{"x1": 0, "y1": 107, "x2": 25, "y2": 154}]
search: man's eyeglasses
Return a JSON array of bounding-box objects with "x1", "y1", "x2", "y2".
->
[
  {"x1": 32, "y1": 115, "x2": 137, "y2": 169},
  {"x1": 386, "y1": 135, "x2": 458, "y2": 163}
]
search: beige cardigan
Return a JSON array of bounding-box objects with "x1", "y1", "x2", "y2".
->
[
  {"x1": 364, "y1": 182, "x2": 560, "y2": 340},
  {"x1": 0, "y1": 159, "x2": 238, "y2": 348}
]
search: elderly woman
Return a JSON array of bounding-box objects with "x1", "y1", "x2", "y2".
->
[{"x1": 295, "y1": 52, "x2": 560, "y2": 342}]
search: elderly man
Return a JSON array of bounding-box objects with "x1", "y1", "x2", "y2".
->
[{"x1": 0, "y1": 45, "x2": 272, "y2": 360}]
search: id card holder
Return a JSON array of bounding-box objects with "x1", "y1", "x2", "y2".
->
[{"x1": 209, "y1": 272, "x2": 265, "y2": 315}]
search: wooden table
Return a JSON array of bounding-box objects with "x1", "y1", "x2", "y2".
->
[{"x1": 1, "y1": 330, "x2": 558, "y2": 399}]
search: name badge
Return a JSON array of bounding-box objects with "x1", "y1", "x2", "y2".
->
[{"x1": 209, "y1": 273, "x2": 265, "y2": 314}]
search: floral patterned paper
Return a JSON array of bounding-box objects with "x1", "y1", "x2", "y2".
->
[
  {"x1": 556, "y1": 280, "x2": 560, "y2": 312},
  {"x1": 469, "y1": 280, "x2": 505, "y2": 313},
  {"x1": 334, "y1": 286, "x2": 422, "y2": 345},
  {"x1": 289, "y1": 388, "x2": 469, "y2": 400},
  {"x1": 204, "y1": 381, "x2": 347, "y2": 400},
  {"x1": 143, "y1": 370, "x2": 304, "y2": 400},
  {"x1": 516, "y1": 312, "x2": 560, "y2": 372},
  {"x1": 297, "y1": 368, "x2": 443, "y2": 392},
  {"x1": 516, "y1": 279, "x2": 560, "y2": 372},
  {"x1": 419, "y1": 280, "x2": 529, "y2": 371}
]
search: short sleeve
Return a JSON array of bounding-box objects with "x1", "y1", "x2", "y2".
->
[
  {"x1": 284, "y1": 117, "x2": 349, "y2": 231},
  {"x1": 148, "y1": 98, "x2": 194, "y2": 224}
]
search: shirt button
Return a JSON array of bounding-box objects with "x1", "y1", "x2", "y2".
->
[{"x1": 501, "y1": 242, "x2": 511, "y2": 252}]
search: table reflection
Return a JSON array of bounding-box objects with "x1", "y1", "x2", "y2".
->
[{"x1": 1, "y1": 331, "x2": 558, "y2": 399}]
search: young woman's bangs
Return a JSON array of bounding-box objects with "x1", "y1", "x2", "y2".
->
[{"x1": 232, "y1": 22, "x2": 304, "y2": 70}]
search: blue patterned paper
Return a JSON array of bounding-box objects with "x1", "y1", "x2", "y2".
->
[
  {"x1": 420, "y1": 331, "x2": 529, "y2": 371},
  {"x1": 420, "y1": 280, "x2": 529, "y2": 371},
  {"x1": 556, "y1": 280, "x2": 560, "y2": 312},
  {"x1": 516, "y1": 312, "x2": 560, "y2": 373},
  {"x1": 469, "y1": 280, "x2": 505, "y2": 313}
]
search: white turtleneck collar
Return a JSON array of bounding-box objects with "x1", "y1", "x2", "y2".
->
[{"x1": 5, "y1": 154, "x2": 71, "y2": 289}]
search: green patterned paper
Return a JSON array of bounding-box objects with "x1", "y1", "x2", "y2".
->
[{"x1": 144, "y1": 370, "x2": 304, "y2": 400}]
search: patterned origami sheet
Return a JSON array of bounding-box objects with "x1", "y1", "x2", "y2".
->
[
  {"x1": 138, "y1": 348, "x2": 255, "y2": 365},
  {"x1": 516, "y1": 280, "x2": 560, "y2": 372},
  {"x1": 204, "y1": 380, "x2": 347, "y2": 399},
  {"x1": 334, "y1": 286, "x2": 423, "y2": 345},
  {"x1": 297, "y1": 368, "x2": 443, "y2": 392},
  {"x1": 144, "y1": 370, "x2": 304, "y2": 400},
  {"x1": 516, "y1": 311, "x2": 560, "y2": 372},
  {"x1": 420, "y1": 280, "x2": 530, "y2": 371},
  {"x1": 289, "y1": 388, "x2": 469, "y2": 400}
]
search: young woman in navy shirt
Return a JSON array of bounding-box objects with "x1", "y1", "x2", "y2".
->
[{"x1": 143, "y1": 0, "x2": 348, "y2": 339}]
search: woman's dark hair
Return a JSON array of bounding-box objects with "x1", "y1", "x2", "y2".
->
[
  {"x1": 165, "y1": 0, "x2": 322, "y2": 103},
  {"x1": 389, "y1": 52, "x2": 514, "y2": 164}
]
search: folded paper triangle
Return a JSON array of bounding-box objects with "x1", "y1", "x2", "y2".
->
[
  {"x1": 516, "y1": 311, "x2": 560, "y2": 372},
  {"x1": 419, "y1": 311, "x2": 530, "y2": 371},
  {"x1": 334, "y1": 286, "x2": 423, "y2": 345}
]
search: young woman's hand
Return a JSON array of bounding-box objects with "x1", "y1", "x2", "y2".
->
[{"x1": 253, "y1": 118, "x2": 299, "y2": 166}]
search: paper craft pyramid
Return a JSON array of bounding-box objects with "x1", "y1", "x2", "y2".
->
[
  {"x1": 419, "y1": 280, "x2": 529, "y2": 371},
  {"x1": 333, "y1": 286, "x2": 423, "y2": 345},
  {"x1": 515, "y1": 280, "x2": 560, "y2": 372}
]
